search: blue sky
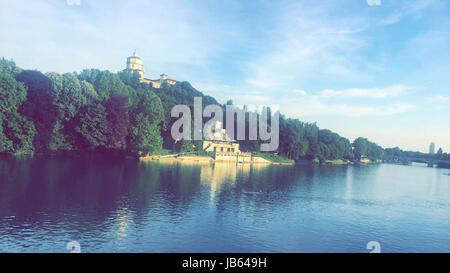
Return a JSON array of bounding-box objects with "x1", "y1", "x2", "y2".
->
[{"x1": 1, "y1": 0, "x2": 449, "y2": 152}]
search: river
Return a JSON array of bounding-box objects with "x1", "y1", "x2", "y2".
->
[{"x1": 0, "y1": 156, "x2": 449, "y2": 252}]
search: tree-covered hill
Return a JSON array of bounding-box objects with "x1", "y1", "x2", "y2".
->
[
  {"x1": 0, "y1": 58, "x2": 220, "y2": 156},
  {"x1": 1, "y1": 57, "x2": 448, "y2": 163}
]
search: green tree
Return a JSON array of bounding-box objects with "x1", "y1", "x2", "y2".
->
[
  {"x1": 0, "y1": 117, "x2": 13, "y2": 153},
  {"x1": 133, "y1": 89, "x2": 165, "y2": 124},
  {"x1": 353, "y1": 137, "x2": 384, "y2": 161},
  {"x1": 48, "y1": 120, "x2": 73, "y2": 151},
  {"x1": 0, "y1": 73, "x2": 27, "y2": 115},
  {"x1": 60, "y1": 73, "x2": 87, "y2": 119},
  {"x1": 46, "y1": 72, "x2": 91, "y2": 151},
  {"x1": 128, "y1": 113, "x2": 162, "y2": 155},
  {"x1": 17, "y1": 70, "x2": 58, "y2": 151},
  {"x1": 74, "y1": 104, "x2": 108, "y2": 149},
  {"x1": 80, "y1": 80, "x2": 99, "y2": 103},
  {"x1": 0, "y1": 73, "x2": 35, "y2": 155},
  {"x1": 78, "y1": 69, "x2": 129, "y2": 100},
  {"x1": 353, "y1": 137, "x2": 368, "y2": 160},
  {"x1": 127, "y1": 91, "x2": 164, "y2": 155},
  {"x1": 0, "y1": 58, "x2": 23, "y2": 77},
  {"x1": 118, "y1": 70, "x2": 142, "y2": 89},
  {"x1": 2, "y1": 112, "x2": 36, "y2": 155},
  {"x1": 177, "y1": 139, "x2": 194, "y2": 153},
  {"x1": 104, "y1": 95, "x2": 130, "y2": 150}
]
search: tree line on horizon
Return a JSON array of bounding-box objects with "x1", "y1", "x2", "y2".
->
[{"x1": 0, "y1": 57, "x2": 448, "y2": 163}]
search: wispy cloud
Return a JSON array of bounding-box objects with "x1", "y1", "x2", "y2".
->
[
  {"x1": 379, "y1": 13, "x2": 402, "y2": 25},
  {"x1": 292, "y1": 89, "x2": 308, "y2": 96},
  {"x1": 66, "y1": 0, "x2": 81, "y2": 6},
  {"x1": 434, "y1": 95, "x2": 450, "y2": 102},
  {"x1": 367, "y1": 0, "x2": 381, "y2": 7},
  {"x1": 377, "y1": 0, "x2": 436, "y2": 26},
  {"x1": 243, "y1": 2, "x2": 370, "y2": 90},
  {"x1": 245, "y1": 79, "x2": 279, "y2": 89},
  {"x1": 283, "y1": 97, "x2": 413, "y2": 118},
  {"x1": 320, "y1": 85, "x2": 407, "y2": 98},
  {"x1": 0, "y1": 0, "x2": 239, "y2": 77}
]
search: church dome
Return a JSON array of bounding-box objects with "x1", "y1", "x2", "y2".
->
[{"x1": 128, "y1": 51, "x2": 141, "y2": 59}]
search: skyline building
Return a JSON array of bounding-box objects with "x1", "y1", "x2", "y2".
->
[{"x1": 429, "y1": 142, "x2": 435, "y2": 155}]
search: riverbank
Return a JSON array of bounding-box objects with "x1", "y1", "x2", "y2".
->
[
  {"x1": 140, "y1": 153, "x2": 295, "y2": 165},
  {"x1": 251, "y1": 152, "x2": 295, "y2": 165},
  {"x1": 322, "y1": 159, "x2": 351, "y2": 165}
]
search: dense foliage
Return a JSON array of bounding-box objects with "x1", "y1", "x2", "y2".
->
[
  {"x1": 352, "y1": 137, "x2": 384, "y2": 161},
  {"x1": 1, "y1": 57, "x2": 447, "y2": 163},
  {"x1": 0, "y1": 58, "x2": 165, "y2": 156}
]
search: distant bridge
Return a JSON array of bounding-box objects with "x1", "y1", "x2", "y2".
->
[{"x1": 407, "y1": 157, "x2": 450, "y2": 167}]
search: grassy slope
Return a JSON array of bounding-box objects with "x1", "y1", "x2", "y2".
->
[{"x1": 252, "y1": 152, "x2": 294, "y2": 164}]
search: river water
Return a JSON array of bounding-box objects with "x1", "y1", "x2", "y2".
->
[{"x1": 0, "y1": 156, "x2": 449, "y2": 252}]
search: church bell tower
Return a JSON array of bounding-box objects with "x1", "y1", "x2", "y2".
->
[{"x1": 125, "y1": 51, "x2": 145, "y2": 80}]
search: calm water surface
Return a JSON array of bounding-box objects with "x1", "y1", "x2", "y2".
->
[{"x1": 0, "y1": 156, "x2": 449, "y2": 252}]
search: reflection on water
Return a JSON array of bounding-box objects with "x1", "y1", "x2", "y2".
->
[{"x1": 0, "y1": 155, "x2": 449, "y2": 252}]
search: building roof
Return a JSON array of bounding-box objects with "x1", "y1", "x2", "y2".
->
[
  {"x1": 144, "y1": 78, "x2": 160, "y2": 82},
  {"x1": 128, "y1": 51, "x2": 141, "y2": 59},
  {"x1": 144, "y1": 78, "x2": 178, "y2": 83},
  {"x1": 204, "y1": 139, "x2": 237, "y2": 143}
]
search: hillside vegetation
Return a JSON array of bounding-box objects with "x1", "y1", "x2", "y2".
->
[{"x1": 1, "y1": 57, "x2": 448, "y2": 164}]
